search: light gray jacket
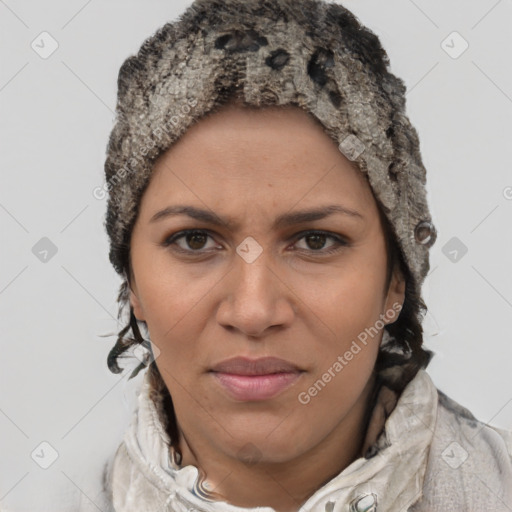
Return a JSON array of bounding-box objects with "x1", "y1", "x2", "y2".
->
[{"x1": 97, "y1": 369, "x2": 512, "y2": 512}]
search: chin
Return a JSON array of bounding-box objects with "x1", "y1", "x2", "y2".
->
[{"x1": 227, "y1": 432, "x2": 310, "y2": 466}]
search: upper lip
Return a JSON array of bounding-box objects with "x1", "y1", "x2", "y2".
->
[{"x1": 210, "y1": 356, "x2": 302, "y2": 375}]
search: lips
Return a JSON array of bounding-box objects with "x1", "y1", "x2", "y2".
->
[
  {"x1": 209, "y1": 356, "x2": 304, "y2": 401},
  {"x1": 209, "y1": 356, "x2": 302, "y2": 376}
]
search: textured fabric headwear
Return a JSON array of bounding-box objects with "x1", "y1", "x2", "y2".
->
[{"x1": 103, "y1": 0, "x2": 437, "y2": 299}]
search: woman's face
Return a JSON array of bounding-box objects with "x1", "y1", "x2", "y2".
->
[{"x1": 129, "y1": 104, "x2": 405, "y2": 466}]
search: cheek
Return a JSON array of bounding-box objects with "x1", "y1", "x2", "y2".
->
[
  {"x1": 293, "y1": 351, "x2": 374, "y2": 451},
  {"x1": 305, "y1": 262, "x2": 386, "y2": 335},
  {"x1": 312, "y1": 283, "x2": 381, "y2": 387},
  {"x1": 133, "y1": 242, "x2": 217, "y2": 327},
  {"x1": 143, "y1": 282, "x2": 205, "y2": 334},
  {"x1": 132, "y1": 261, "x2": 226, "y2": 374},
  {"x1": 296, "y1": 258, "x2": 386, "y2": 386},
  {"x1": 297, "y1": 271, "x2": 382, "y2": 423}
]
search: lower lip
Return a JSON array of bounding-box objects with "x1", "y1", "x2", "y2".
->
[{"x1": 211, "y1": 372, "x2": 303, "y2": 401}]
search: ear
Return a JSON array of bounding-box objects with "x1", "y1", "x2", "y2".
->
[
  {"x1": 384, "y1": 266, "x2": 406, "y2": 325},
  {"x1": 129, "y1": 280, "x2": 146, "y2": 321}
]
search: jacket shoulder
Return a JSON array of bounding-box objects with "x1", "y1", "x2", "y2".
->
[{"x1": 411, "y1": 388, "x2": 512, "y2": 511}]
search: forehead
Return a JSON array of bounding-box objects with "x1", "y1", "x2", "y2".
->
[{"x1": 142, "y1": 104, "x2": 376, "y2": 219}]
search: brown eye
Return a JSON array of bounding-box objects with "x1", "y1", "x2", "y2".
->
[
  {"x1": 293, "y1": 230, "x2": 348, "y2": 255},
  {"x1": 162, "y1": 230, "x2": 219, "y2": 254},
  {"x1": 304, "y1": 233, "x2": 327, "y2": 250},
  {"x1": 185, "y1": 232, "x2": 208, "y2": 250}
]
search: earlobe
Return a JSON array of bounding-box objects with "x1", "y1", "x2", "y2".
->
[
  {"x1": 129, "y1": 287, "x2": 145, "y2": 321},
  {"x1": 385, "y1": 269, "x2": 406, "y2": 323},
  {"x1": 394, "y1": 270, "x2": 406, "y2": 302}
]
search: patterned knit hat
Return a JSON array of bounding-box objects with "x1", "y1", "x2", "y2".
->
[{"x1": 103, "y1": 0, "x2": 437, "y2": 307}]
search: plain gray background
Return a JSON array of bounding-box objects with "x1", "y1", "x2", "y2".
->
[{"x1": 1, "y1": 0, "x2": 511, "y2": 510}]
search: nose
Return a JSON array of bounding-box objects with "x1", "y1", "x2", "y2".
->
[{"x1": 216, "y1": 244, "x2": 296, "y2": 338}]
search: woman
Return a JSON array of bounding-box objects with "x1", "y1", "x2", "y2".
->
[{"x1": 99, "y1": 0, "x2": 512, "y2": 510}]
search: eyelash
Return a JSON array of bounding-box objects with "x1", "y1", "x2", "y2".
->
[{"x1": 161, "y1": 229, "x2": 349, "y2": 257}]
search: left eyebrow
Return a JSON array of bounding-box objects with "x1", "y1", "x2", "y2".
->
[{"x1": 149, "y1": 204, "x2": 364, "y2": 231}]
